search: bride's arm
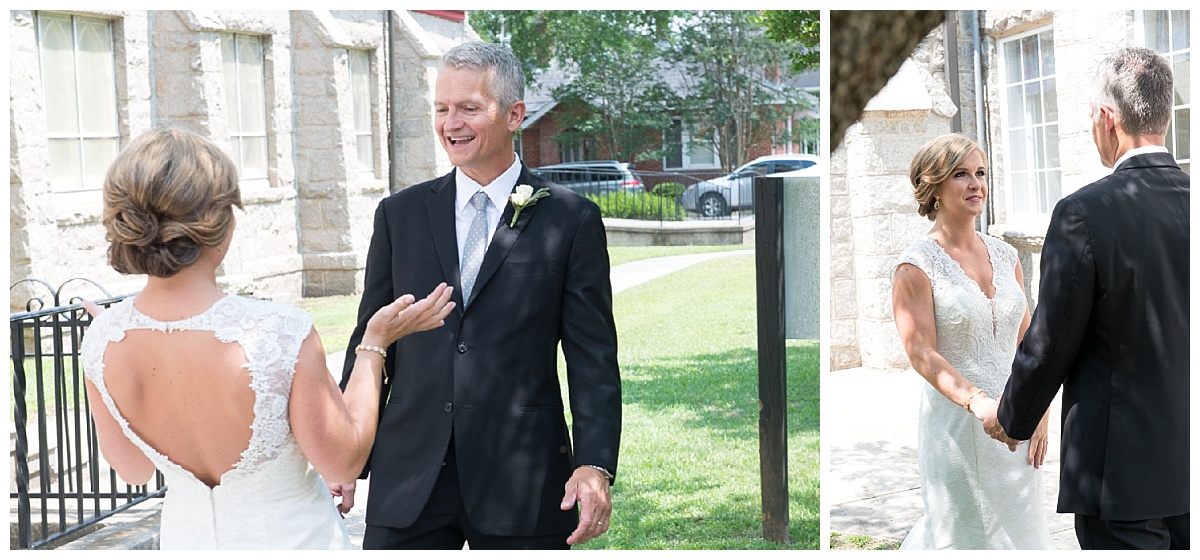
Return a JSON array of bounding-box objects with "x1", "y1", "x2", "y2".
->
[
  {"x1": 84, "y1": 379, "x2": 156, "y2": 485},
  {"x1": 289, "y1": 284, "x2": 454, "y2": 485},
  {"x1": 892, "y1": 264, "x2": 992, "y2": 413}
]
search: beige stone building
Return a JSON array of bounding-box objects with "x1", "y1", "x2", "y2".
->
[
  {"x1": 9, "y1": 10, "x2": 477, "y2": 308},
  {"x1": 829, "y1": 10, "x2": 1191, "y2": 371}
]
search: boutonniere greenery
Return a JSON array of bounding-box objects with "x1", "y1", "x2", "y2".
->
[{"x1": 508, "y1": 184, "x2": 550, "y2": 228}]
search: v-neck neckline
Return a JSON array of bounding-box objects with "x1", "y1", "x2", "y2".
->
[{"x1": 927, "y1": 232, "x2": 998, "y2": 301}]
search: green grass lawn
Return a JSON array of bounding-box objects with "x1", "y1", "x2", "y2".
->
[
  {"x1": 579, "y1": 254, "x2": 819, "y2": 549},
  {"x1": 301, "y1": 249, "x2": 819, "y2": 549}
]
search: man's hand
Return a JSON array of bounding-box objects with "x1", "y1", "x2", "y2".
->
[
  {"x1": 560, "y1": 466, "x2": 612, "y2": 545},
  {"x1": 976, "y1": 397, "x2": 1020, "y2": 451},
  {"x1": 326, "y1": 480, "x2": 357, "y2": 516}
]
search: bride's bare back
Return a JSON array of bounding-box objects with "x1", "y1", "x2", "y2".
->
[{"x1": 101, "y1": 328, "x2": 255, "y2": 487}]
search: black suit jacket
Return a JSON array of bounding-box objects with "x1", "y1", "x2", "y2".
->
[
  {"x1": 998, "y1": 151, "x2": 1189, "y2": 520},
  {"x1": 340, "y1": 166, "x2": 621, "y2": 536}
]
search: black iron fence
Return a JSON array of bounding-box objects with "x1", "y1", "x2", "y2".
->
[
  {"x1": 9, "y1": 279, "x2": 164, "y2": 550},
  {"x1": 530, "y1": 165, "x2": 753, "y2": 223}
]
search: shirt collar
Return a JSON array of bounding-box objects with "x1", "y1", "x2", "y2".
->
[
  {"x1": 1112, "y1": 145, "x2": 1169, "y2": 171},
  {"x1": 455, "y1": 155, "x2": 524, "y2": 214}
]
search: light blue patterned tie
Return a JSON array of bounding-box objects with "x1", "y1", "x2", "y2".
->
[{"x1": 460, "y1": 191, "x2": 490, "y2": 305}]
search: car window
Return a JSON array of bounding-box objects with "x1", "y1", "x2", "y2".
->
[
  {"x1": 773, "y1": 160, "x2": 816, "y2": 173},
  {"x1": 740, "y1": 163, "x2": 770, "y2": 177}
]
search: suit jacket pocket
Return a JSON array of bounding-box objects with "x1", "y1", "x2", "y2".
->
[{"x1": 504, "y1": 259, "x2": 560, "y2": 276}]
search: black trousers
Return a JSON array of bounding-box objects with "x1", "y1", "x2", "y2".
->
[
  {"x1": 1075, "y1": 512, "x2": 1189, "y2": 550},
  {"x1": 362, "y1": 440, "x2": 571, "y2": 550}
]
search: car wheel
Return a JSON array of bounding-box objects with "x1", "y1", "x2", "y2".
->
[{"x1": 699, "y1": 192, "x2": 728, "y2": 217}]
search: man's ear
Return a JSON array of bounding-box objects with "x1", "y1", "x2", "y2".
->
[{"x1": 507, "y1": 100, "x2": 526, "y2": 132}]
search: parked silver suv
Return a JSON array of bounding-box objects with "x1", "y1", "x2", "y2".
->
[
  {"x1": 532, "y1": 161, "x2": 644, "y2": 195},
  {"x1": 681, "y1": 154, "x2": 821, "y2": 217}
]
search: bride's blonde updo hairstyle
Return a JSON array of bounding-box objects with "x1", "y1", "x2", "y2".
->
[
  {"x1": 908, "y1": 133, "x2": 986, "y2": 221},
  {"x1": 103, "y1": 128, "x2": 243, "y2": 277}
]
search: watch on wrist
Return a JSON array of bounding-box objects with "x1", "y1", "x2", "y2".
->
[{"x1": 584, "y1": 464, "x2": 614, "y2": 482}]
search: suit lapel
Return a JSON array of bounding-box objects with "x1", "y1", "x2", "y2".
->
[
  {"x1": 467, "y1": 168, "x2": 545, "y2": 308},
  {"x1": 425, "y1": 173, "x2": 463, "y2": 307}
]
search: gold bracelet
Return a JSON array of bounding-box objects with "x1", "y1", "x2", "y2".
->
[
  {"x1": 964, "y1": 389, "x2": 986, "y2": 413},
  {"x1": 355, "y1": 344, "x2": 387, "y2": 359}
]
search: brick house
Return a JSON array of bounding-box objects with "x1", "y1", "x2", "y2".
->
[{"x1": 517, "y1": 61, "x2": 820, "y2": 187}]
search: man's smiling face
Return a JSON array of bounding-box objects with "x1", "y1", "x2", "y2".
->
[{"x1": 433, "y1": 67, "x2": 523, "y2": 184}]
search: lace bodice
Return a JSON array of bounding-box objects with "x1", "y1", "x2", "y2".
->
[
  {"x1": 81, "y1": 295, "x2": 350, "y2": 548},
  {"x1": 896, "y1": 233, "x2": 1027, "y2": 397},
  {"x1": 896, "y1": 234, "x2": 1053, "y2": 549}
]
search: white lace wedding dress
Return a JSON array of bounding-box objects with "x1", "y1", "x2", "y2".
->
[
  {"x1": 81, "y1": 296, "x2": 351, "y2": 549},
  {"x1": 895, "y1": 233, "x2": 1055, "y2": 549}
]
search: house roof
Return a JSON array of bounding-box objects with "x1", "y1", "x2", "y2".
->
[{"x1": 521, "y1": 60, "x2": 820, "y2": 130}]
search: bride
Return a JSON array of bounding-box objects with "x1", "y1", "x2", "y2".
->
[
  {"x1": 891, "y1": 133, "x2": 1055, "y2": 549},
  {"x1": 80, "y1": 128, "x2": 455, "y2": 549}
]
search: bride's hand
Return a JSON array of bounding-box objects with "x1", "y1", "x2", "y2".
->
[
  {"x1": 363, "y1": 283, "x2": 455, "y2": 347},
  {"x1": 1028, "y1": 412, "x2": 1050, "y2": 469}
]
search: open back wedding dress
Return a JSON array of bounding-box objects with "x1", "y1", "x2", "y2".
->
[
  {"x1": 81, "y1": 296, "x2": 351, "y2": 549},
  {"x1": 895, "y1": 233, "x2": 1055, "y2": 549}
]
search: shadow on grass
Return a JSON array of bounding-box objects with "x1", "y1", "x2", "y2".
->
[
  {"x1": 586, "y1": 341, "x2": 819, "y2": 549},
  {"x1": 620, "y1": 341, "x2": 819, "y2": 439}
]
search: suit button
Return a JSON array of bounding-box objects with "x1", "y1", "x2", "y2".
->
[
  {"x1": 457, "y1": 342, "x2": 467, "y2": 353},
  {"x1": 443, "y1": 402, "x2": 453, "y2": 413}
]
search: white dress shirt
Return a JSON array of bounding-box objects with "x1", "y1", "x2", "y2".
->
[
  {"x1": 1112, "y1": 145, "x2": 1169, "y2": 172},
  {"x1": 455, "y1": 155, "x2": 524, "y2": 266}
]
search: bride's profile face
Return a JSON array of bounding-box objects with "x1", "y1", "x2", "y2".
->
[{"x1": 935, "y1": 150, "x2": 988, "y2": 219}]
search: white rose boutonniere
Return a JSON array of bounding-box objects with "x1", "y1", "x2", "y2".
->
[{"x1": 509, "y1": 184, "x2": 550, "y2": 228}]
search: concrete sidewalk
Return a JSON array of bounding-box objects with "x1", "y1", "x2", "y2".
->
[{"x1": 825, "y1": 366, "x2": 1079, "y2": 549}]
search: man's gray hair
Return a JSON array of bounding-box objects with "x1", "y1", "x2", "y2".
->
[
  {"x1": 439, "y1": 41, "x2": 525, "y2": 111},
  {"x1": 1091, "y1": 47, "x2": 1174, "y2": 137}
]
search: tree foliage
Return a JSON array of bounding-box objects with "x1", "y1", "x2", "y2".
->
[
  {"x1": 668, "y1": 11, "x2": 814, "y2": 171},
  {"x1": 470, "y1": 10, "x2": 819, "y2": 169},
  {"x1": 758, "y1": 10, "x2": 821, "y2": 73}
]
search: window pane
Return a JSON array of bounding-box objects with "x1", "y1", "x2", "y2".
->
[
  {"x1": 1043, "y1": 77, "x2": 1058, "y2": 121},
  {"x1": 689, "y1": 139, "x2": 715, "y2": 166},
  {"x1": 75, "y1": 17, "x2": 118, "y2": 135},
  {"x1": 350, "y1": 50, "x2": 371, "y2": 131},
  {"x1": 82, "y1": 138, "x2": 119, "y2": 189},
  {"x1": 1027, "y1": 82, "x2": 1045, "y2": 123},
  {"x1": 1172, "y1": 52, "x2": 1190, "y2": 105},
  {"x1": 1045, "y1": 124, "x2": 1060, "y2": 168},
  {"x1": 222, "y1": 34, "x2": 239, "y2": 130},
  {"x1": 1146, "y1": 11, "x2": 1170, "y2": 52},
  {"x1": 241, "y1": 136, "x2": 267, "y2": 179},
  {"x1": 1175, "y1": 107, "x2": 1190, "y2": 160},
  {"x1": 1004, "y1": 40, "x2": 1021, "y2": 83},
  {"x1": 1008, "y1": 129, "x2": 1028, "y2": 170},
  {"x1": 39, "y1": 14, "x2": 81, "y2": 135},
  {"x1": 1040, "y1": 33, "x2": 1055, "y2": 76},
  {"x1": 665, "y1": 120, "x2": 683, "y2": 168},
  {"x1": 1010, "y1": 171, "x2": 1029, "y2": 215},
  {"x1": 1171, "y1": 10, "x2": 1189, "y2": 50},
  {"x1": 1044, "y1": 171, "x2": 1061, "y2": 212},
  {"x1": 237, "y1": 36, "x2": 266, "y2": 135},
  {"x1": 357, "y1": 135, "x2": 372, "y2": 170},
  {"x1": 48, "y1": 138, "x2": 83, "y2": 191},
  {"x1": 1021, "y1": 35, "x2": 1039, "y2": 80},
  {"x1": 1007, "y1": 85, "x2": 1025, "y2": 128}
]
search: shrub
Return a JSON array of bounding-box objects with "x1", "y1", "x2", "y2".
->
[
  {"x1": 586, "y1": 191, "x2": 684, "y2": 221},
  {"x1": 651, "y1": 182, "x2": 686, "y2": 199}
]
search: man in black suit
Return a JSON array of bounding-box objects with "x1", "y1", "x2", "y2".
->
[
  {"x1": 333, "y1": 41, "x2": 621, "y2": 550},
  {"x1": 983, "y1": 47, "x2": 1189, "y2": 549}
]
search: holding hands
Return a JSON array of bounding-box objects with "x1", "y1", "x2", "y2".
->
[{"x1": 969, "y1": 394, "x2": 1021, "y2": 452}]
